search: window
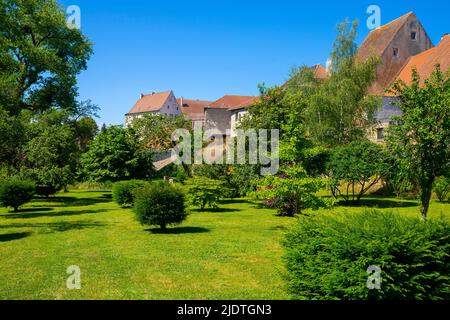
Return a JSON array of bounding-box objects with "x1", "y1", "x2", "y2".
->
[
  {"x1": 393, "y1": 48, "x2": 399, "y2": 57},
  {"x1": 411, "y1": 31, "x2": 417, "y2": 40},
  {"x1": 377, "y1": 128, "x2": 385, "y2": 141}
]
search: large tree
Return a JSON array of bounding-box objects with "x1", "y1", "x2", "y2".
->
[
  {"x1": 0, "y1": 0, "x2": 92, "y2": 115},
  {"x1": 80, "y1": 126, "x2": 154, "y2": 182},
  {"x1": 387, "y1": 66, "x2": 450, "y2": 219}
]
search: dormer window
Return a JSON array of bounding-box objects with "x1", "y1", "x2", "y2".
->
[
  {"x1": 393, "y1": 48, "x2": 399, "y2": 57},
  {"x1": 411, "y1": 31, "x2": 417, "y2": 40}
]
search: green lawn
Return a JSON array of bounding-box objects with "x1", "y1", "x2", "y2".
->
[{"x1": 0, "y1": 190, "x2": 448, "y2": 300}]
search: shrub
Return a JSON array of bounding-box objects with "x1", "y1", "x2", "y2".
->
[
  {"x1": 284, "y1": 210, "x2": 450, "y2": 300},
  {"x1": 185, "y1": 177, "x2": 225, "y2": 211},
  {"x1": 0, "y1": 179, "x2": 36, "y2": 212},
  {"x1": 112, "y1": 180, "x2": 148, "y2": 207},
  {"x1": 434, "y1": 177, "x2": 450, "y2": 202},
  {"x1": 254, "y1": 166, "x2": 331, "y2": 216},
  {"x1": 18, "y1": 167, "x2": 72, "y2": 197},
  {"x1": 326, "y1": 141, "x2": 390, "y2": 203},
  {"x1": 133, "y1": 181, "x2": 187, "y2": 230}
]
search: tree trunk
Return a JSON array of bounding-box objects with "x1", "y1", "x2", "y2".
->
[
  {"x1": 160, "y1": 224, "x2": 167, "y2": 231},
  {"x1": 420, "y1": 182, "x2": 433, "y2": 220}
]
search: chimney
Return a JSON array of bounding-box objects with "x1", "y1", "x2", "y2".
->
[
  {"x1": 442, "y1": 33, "x2": 449, "y2": 41},
  {"x1": 140, "y1": 93, "x2": 145, "y2": 99}
]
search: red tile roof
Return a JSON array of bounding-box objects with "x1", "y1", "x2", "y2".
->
[
  {"x1": 209, "y1": 95, "x2": 259, "y2": 111},
  {"x1": 177, "y1": 99, "x2": 212, "y2": 121},
  {"x1": 357, "y1": 12, "x2": 415, "y2": 63},
  {"x1": 312, "y1": 64, "x2": 329, "y2": 80},
  {"x1": 127, "y1": 91, "x2": 173, "y2": 115},
  {"x1": 394, "y1": 34, "x2": 450, "y2": 86}
]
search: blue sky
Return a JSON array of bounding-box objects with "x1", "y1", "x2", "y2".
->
[{"x1": 59, "y1": 0, "x2": 450, "y2": 126}]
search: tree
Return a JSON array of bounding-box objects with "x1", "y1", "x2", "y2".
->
[
  {"x1": 0, "y1": 179, "x2": 35, "y2": 212},
  {"x1": 387, "y1": 66, "x2": 450, "y2": 219},
  {"x1": 330, "y1": 19, "x2": 358, "y2": 73},
  {"x1": 0, "y1": 0, "x2": 93, "y2": 115},
  {"x1": 133, "y1": 181, "x2": 187, "y2": 231},
  {"x1": 130, "y1": 114, "x2": 192, "y2": 151},
  {"x1": 433, "y1": 177, "x2": 450, "y2": 202},
  {"x1": 326, "y1": 141, "x2": 390, "y2": 203},
  {"x1": 254, "y1": 166, "x2": 331, "y2": 216},
  {"x1": 80, "y1": 125, "x2": 154, "y2": 182},
  {"x1": 73, "y1": 116, "x2": 98, "y2": 152},
  {"x1": 304, "y1": 19, "x2": 381, "y2": 147},
  {"x1": 186, "y1": 177, "x2": 226, "y2": 210}
]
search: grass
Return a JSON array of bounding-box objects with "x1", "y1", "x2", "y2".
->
[{"x1": 0, "y1": 190, "x2": 448, "y2": 300}]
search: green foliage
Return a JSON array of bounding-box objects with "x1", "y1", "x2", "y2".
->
[
  {"x1": 254, "y1": 166, "x2": 331, "y2": 216},
  {"x1": 130, "y1": 114, "x2": 192, "y2": 151},
  {"x1": 133, "y1": 181, "x2": 187, "y2": 230},
  {"x1": 192, "y1": 164, "x2": 259, "y2": 198},
  {"x1": 18, "y1": 166, "x2": 72, "y2": 197},
  {"x1": 0, "y1": 179, "x2": 35, "y2": 212},
  {"x1": 0, "y1": 0, "x2": 93, "y2": 115},
  {"x1": 326, "y1": 141, "x2": 390, "y2": 202},
  {"x1": 434, "y1": 177, "x2": 450, "y2": 202},
  {"x1": 330, "y1": 19, "x2": 358, "y2": 73},
  {"x1": 112, "y1": 180, "x2": 148, "y2": 207},
  {"x1": 387, "y1": 66, "x2": 450, "y2": 219},
  {"x1": 80, "y1": 125, "x2": 154, "y2": 182},
  {"x1": 284, "y1": 210, "x2": 450, "y2": 300},
  {"x1": 186, "y1": 177, "x2": 226, "y2": 210}
]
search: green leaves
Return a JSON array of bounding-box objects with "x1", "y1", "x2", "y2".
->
[
  {"x1": 387, "y1": 66, "x2": 450, "y2": 218},
  {"x1": 185, "y1": 177, "x2": 226, "y2": 211}
]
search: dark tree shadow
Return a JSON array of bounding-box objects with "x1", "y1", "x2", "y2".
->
[
  {"x1": 190, "y1": 207, "x2": 242, "y2": 213},
  {"x1": 0, "y1": 220, "x2": 107, "y2": 234},
  {"x1": 147, "y1": 227, "x2": 210, "y2": 234},
  {"x1": 32, "y1": 196, "x2": 112, "y2": 207},
  {"x1": 0, "y1": 232, "x2": 32, "y2": 242},
  {"x1": 339, "y1": 199, "x2": 419, "y2": 208},
  {"x1": 3, "y1": 209, "x2": 109, "y2": 219}
]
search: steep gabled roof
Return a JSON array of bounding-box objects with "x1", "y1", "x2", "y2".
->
[
  {"x1": 357, "y1": 12, "x2": 415, "y2": 62},
  {"x1": 127, "y1": 91, "x2": 173, "y2": 115},
  {"x1": 394, "y1": 34, "x2": 450, "y2": 85},
  {"x1": 209, "y1": 95, "x2": 259, "y2": 111},
  {"x1": 312, "y1": 64, "x2": 329, "y2": 80}
]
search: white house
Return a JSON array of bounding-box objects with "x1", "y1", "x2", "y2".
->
[{"x1": 125, "y1": 90, "x2": 181, "y2": 127}]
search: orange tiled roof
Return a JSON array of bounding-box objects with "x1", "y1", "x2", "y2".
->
[
  {"x1": 127, "y1": 91, "x2": 173, "y2": 114},
  {"x1": 394, "y1": 34, "x2": 450, "y2": 86},
  {"x1": 312, "y1": 64, "x2": 329, "y2": 80},
  {"x1": 177, "y1": 98, "x2": 212, "y2": 121},
  {"x1": 357, "y1": 12, "x2": 415, "y2": 62},
  {"x1": 210, "y1": 95, "x2": 259, "y2": 111}
]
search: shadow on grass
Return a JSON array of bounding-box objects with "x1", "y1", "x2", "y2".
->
[
  {"x1": 190, "y1": 207, "x2": 242, "y2": 213},
  {"x1": 3, "y1": 209, "x2": 109, "y2": 219},
  {"x1": 32, "y1": 196, "x2": 113, "y2": 207},
  {"x1": 0, "y1": 220, "x2": 107, "y2": 234},
  {"x1": 0, "y1": 232, "x2": 32, "y2": 242},
  {"x1": 147, "y1": 226, "x2": 210, "y2": 235},
  {"x1": 339, "y1": 199, "x2": 419, "y2": 208}
]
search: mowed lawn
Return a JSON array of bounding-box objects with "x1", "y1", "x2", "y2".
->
[{"x1": 0, "y1": 190, "x2": 449, "y2": 300}]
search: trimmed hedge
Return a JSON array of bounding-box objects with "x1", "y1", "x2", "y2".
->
[
  {"x1": 0, "y1": 179, "x2": 36, "y2": 212},
  {"x1": 133, "y1": 181, "x2": 187, "y2": 230},
  {"x1": 112, "y1": 180, "x2": 148, "y2": 207},
  {"x1": 284, "y1": 210, "x2": 450, "y2": 300}
]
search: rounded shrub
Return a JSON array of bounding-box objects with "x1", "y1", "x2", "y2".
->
[
  {"x1": 133, "y1": 181, "x2": 187, "y2": 230},
  {"x1": 112, "y1": 180, "x2": 148, "y2": 207},
  {"x1": 284, "y1": 210, "x2": 450, "y2": 300},
  {"x1": 0, "y1": 179, "x2": 36, "y2": 212}
]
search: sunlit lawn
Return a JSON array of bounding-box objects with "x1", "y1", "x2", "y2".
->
[{"x1": 0, "y1": 189, "x2": 448, "y2": 300}]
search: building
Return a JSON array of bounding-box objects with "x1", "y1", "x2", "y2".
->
[
  {"x1": 207, "y1": 95, "x2": 259, "y2": 137},
  {"x1": 177, "y1": 98, "x2": 212, "y2": 129},
  {"x1": 125, "y1": 90, "x2": 181, "y2": 127}
]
